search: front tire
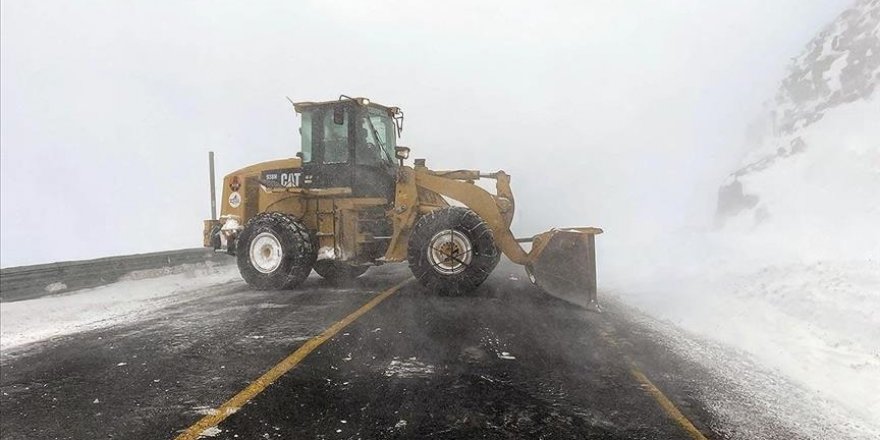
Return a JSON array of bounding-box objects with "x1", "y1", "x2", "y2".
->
[
  {"x1": 408, "y1": 207, "x2": 500, "y2": 295},
  {"x1": 236, "y1": 212, "x2": 316, "y2": 290}
]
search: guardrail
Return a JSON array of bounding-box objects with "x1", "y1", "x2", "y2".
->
[{"x1": 0, "y1": 248, "x2": 233, "y2": 303}]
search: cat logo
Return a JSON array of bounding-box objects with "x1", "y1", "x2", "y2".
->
[
  {"x1": 260, "y1": 168, "x2": 302, "y2": 188},
  {"x1": 279, "y1": 172, "x2": 300, "y2": 187}
]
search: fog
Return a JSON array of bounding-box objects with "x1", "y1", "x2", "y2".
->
[{"x1": 0, "y1": 0, "x2": 850, "y2": 267}]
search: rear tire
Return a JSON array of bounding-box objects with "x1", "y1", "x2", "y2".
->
[
  {"x1": 236, "y1": 212, "x2": 316, "y2": 290},
  {"x1": 408, "y1": 207, "x2": 500, "y2": 295},
  {"x1": 313, "y1": 261, "x2": 368, "y2": 283}
]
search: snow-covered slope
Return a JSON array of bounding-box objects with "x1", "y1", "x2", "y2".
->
[
  {"x1": 717, "y1": 0, "x2": 880, "y2": 245},
  {"x1": 608, "y1": 1, "x2": 880, "y2": 437}
]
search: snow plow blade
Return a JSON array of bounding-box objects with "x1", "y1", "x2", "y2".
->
[{"x1": 525, "y1": 228, "x2": 603, "y2": 312}]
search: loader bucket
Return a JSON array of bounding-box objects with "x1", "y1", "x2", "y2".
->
[{"x1": 526, "y1": 228, "x2": 602, "y2": 312}]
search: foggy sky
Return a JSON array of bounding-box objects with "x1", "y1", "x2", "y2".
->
[{"x1": 0, "y1": 0, "x2": 851, "y2": 267}]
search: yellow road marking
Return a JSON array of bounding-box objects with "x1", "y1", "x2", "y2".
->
[
  {"x1": 174, "y1": 278, "x2": 411, "y2": 440},
  {"x1": 629, "y1": 368, "x2": 709, "y2": 440},
  {"x1": 599, "y1": 327, "x2": 709, "y2": 440}
]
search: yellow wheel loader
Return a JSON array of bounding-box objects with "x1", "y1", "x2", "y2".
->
[{"x1": 203, "y1": 96, "x2": 603, "y2": 310}]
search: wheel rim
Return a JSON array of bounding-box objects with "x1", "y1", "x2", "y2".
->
[
  {"x1": 427, "y1": 229, "x2": 473, "y2": 275},
  {"x1": 249, "y1": 232, "x2": 283, "y2": 274}
]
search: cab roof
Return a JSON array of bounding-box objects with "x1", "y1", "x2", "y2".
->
[{"x1": 292, "y1": 96, "x2": 399, "y2": 114}]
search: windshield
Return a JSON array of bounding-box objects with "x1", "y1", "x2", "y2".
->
[{"x1": 356, "y1": 108, "x2": 396, "y2": 166}]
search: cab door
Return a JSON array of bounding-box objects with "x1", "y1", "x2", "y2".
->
[
  {"x1": 301, "y1": 104, "x2": 355, "y2": 190},
  {"x1": 351, "y1": 106, "x2": 397, "y2": 200}
]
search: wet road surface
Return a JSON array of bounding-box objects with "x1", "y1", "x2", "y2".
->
[{"x1": 0, "y1": 261, "x2": 802, "y2": 439}]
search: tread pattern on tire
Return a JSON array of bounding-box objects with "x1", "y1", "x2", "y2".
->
[
  {"x1": 236, "y1": 212, "x2": 316, "y2": 290},
  {"x1": 407, "y1": 206, "x2": 500, "y2": 296}
]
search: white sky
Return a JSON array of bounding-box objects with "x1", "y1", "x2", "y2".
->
[{"x1": 0, "y1": 0, "x2": 851, "y2": 267}]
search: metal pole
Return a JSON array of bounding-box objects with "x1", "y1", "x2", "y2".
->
[
  {"x1": 209, "y1": 151, "x2": 217, "y2": 221},
  {"x1": 585, "y1": 234, "x2": 601, "y2": 313}
]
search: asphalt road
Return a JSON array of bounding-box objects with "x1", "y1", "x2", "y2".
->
[{"x1": 0, "y1": 261, "x2": 804, "y2": 439}]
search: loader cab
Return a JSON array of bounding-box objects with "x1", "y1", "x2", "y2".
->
[{"x1": 295, "y1": 97, "x2": 402, "y2": 199}]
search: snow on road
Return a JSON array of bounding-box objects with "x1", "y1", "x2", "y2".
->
[
  {"x1": 605, "y1": 249, "x2": 880, "y2": 438},
  {"x1": 0, "y1": 262, "x2": 241, "y2": 352}
]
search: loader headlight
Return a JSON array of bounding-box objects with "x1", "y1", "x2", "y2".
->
[
  {"x1": 395, "y1": 146, "x2": 411, "y2": 160},
  {"x1": 357, "y1": 97, "x2": 370, "y2": 106},
  {"x1": 220, "y1": 215, "x2": 243, "y2": 235}
]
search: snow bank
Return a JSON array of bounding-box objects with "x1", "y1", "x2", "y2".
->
[
  {"x1": 723, "y1": 96, "x2": 880, "y2": 260},
  {"x1": 605, "y1": 236, "x2": 880, "y2": 427},
  {"x1": 604, "y1": 75, "x2": 880, "y2": 434},
  {"x1": 0, "y1": 262, "x2": 241, "y2": 352}
]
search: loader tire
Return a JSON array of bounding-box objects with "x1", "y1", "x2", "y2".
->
[
  {"x1": 236, "y1": 212, "x2": 316, "y2": 290},
  {"x1": 408, "y1": 207, "x2": 500, "y2": 296},
  {"x1": 313, "y1": 261, "x2": 368, "y2": 283}
]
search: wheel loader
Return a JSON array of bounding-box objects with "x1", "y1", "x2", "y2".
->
[{"x1": 203, "y1": 96, "x2": 602, "y2": 309}]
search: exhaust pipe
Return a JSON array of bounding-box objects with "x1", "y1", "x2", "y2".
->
[
  {"x1": 209, "y1": 151, "x2": 217, "y2": 221},
  {"x1": 203, "y1": 151, "x2": 221, "y2": 248}
]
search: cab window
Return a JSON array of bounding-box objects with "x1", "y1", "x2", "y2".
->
[
  {"x1": 321, "y1": 107, "x2": 349, "y2": 164},
  {"x1": 356, "y1": 109, "x2": 396, "y2": 166},
  {"x1": 299, "y1": 111, "x2": 313, "y2": 163}
]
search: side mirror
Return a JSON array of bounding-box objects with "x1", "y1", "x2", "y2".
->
[
  {"x1": 395, "y1": 146, "x2": 411, "y2": 160},
  {"x1": 333, "y1": 107, "x2": 345, "y2": 125}
]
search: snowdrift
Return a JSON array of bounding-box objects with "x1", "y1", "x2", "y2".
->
[{"x1": 607, "y1": 0, "x2": 880, "y2": 434}]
